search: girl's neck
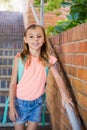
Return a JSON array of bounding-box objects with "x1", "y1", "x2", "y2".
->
[{"x1": 30, "y1": 49, "x2": 40, "y2": 58}]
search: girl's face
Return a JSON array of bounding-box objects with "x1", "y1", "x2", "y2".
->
[{"x1": 24, "y1": 27, "x2": 45, "y2": 52}]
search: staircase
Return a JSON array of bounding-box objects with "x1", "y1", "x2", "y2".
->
[
  {"x1": 0, "y1": 11, "x2": 24, "y2": 127},
  {"x1": 0, "y1": 11, "x2": 51, "y2": 129}
]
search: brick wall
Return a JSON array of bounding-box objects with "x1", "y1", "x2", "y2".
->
[{"x1": 48, "y1": 23, "x2": 87, "y2": 129}]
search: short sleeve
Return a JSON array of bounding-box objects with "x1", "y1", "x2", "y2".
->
[{"x1": 49, "y1": 55, "x2": 57, "y2": 65}]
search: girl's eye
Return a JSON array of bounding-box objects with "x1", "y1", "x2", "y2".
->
[
  {"x1": 37, "y1": 35, "x2": 42, "y2": 38},
  {"x1": 29, "y1": 36, "x2": 33, "y2": 38},
  {"x1": 28, "y1": 35, "x2": 42, "y2": 38}
]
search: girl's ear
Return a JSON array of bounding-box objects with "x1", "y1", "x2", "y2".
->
[{"x1": 24, "y1": 37, "x2": 27, "y2": 44}]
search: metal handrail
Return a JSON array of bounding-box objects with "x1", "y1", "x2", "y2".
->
[{"x1": 30, "y1": 0, "x2": 44, "y2": 26}]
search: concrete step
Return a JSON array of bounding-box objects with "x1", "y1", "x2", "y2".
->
[
  {"x1": 0, "y1": 76, "x2": 10, "y2": 91},
  {"x1": 0, "y1": 42, "x2": 23, "y2": 49},
  {"x1": 0, "y1": 126, "x2": 51, "y2": 130},
  {"x1": 0, "y1": 66, "x2": 12, "y2": 77},
  {"x1": 0, "y1": 123, "x2": 51, "y2": 128},
  {"x1": 0, "y1": 57, "x2": 13, "y2": 65},
  {"x1": 0, "y1": 49, "x2": 22, "y2": 57}
]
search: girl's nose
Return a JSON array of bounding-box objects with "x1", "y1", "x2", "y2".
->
[{"x1": 34, "y1": 36, "x2": 38, "y2": 40}]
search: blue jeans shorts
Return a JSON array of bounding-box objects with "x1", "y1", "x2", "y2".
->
[{"x1": 15, "y1": 95, "x2": 44, "y2": 124}]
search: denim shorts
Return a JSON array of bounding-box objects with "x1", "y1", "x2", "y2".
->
[{"x1": 15, "y1": 96, "x2": 44, "y2": 124}]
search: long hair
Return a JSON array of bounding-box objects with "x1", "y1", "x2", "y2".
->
[{"x1": 20, "y1": 24, "x2": 50, "y2": 67}]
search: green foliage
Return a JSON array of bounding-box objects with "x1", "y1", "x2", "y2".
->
[
  {"x1": 46, "y1": 20, "x2": 79, "y2": 35},
  {"x1": 0, "y1": 0, "x2": 11, "y2": 3},
  {"x1": 34, "y1": 0, "x2": 63, "y2": 12},
  {"x1": 46, "y1": 0, "x2": 87, "y2": 35},
  {"x1": 34, "y1": 0, "x2": 48, "y2": 6},
  {"x1": 44, "y1": 0, "x2": 63, "y2": 12},
  {"x1": 0, "y1": 0, "x2": 13, "y2": 11}
]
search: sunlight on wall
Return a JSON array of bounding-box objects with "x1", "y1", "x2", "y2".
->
[{"x1": 0, "y1": 0, "x2": 26, "y2": 13}]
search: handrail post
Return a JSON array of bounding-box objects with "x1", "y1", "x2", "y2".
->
[
  {"x1": 30, "y1": 3, "x2": 40, "y2": 24},
  {"x1": 40, "y1": 0, "x2": 44, "y2": 26}
]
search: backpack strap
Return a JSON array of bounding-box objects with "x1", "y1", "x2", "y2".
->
[
  {"x1": 17, "y1": 58, "x2": 25, "y2": 82},
  {"x1": 42, "y1": 66, "x2": 49, "y2": 126},
  {"x1": 45, "y1": 66, "x2": 49, "y2": 76},
  {"x1": 2, "y1": 96, "x2": 9, "y2": 124}
]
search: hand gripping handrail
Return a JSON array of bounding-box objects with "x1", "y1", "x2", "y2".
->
[{"x1": 65, "y1": 103, "x2": 81, "y2": 130}]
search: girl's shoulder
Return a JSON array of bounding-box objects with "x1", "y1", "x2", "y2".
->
[
  {"x1": 49, "y1": 55, "x2": 57, "y2": 65},
  {"x1": 14, "y1": 52, "x2": 21, "y2": 63},
  {"x1": 15, "y1": 52, "x2": 21, "y2": 58},
  {"x1": 14, "y1": 52, "x2": 21, "y2": 60}
]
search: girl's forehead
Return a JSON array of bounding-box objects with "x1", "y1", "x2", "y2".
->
[{"x1": 26, "y1": 27, "x2": 44, "y2": 35}]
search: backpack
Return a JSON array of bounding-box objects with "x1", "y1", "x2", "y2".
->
[{"x1": 2, "y1": 57, "x2": 49, "y2": 126}]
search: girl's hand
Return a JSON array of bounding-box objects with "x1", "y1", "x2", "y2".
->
[
  {"x1": 61, "y1": 92, "x2": 74, "y2": 109},
  {"x1": 9, "y1": 106, "x2": 18, "y2": 122}
]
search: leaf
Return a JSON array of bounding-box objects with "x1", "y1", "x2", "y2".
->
[
  {"x1": 73, "y1": 13, "x2": 80, "y2": 21},
  {"x1": 67, "y1": 14, "x2": 73, "y2": 21},
  {"x1": 61, "y1": 2, "x2": 71, "y2": 7}
]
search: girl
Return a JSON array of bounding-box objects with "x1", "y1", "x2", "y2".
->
[{"x1": 9, "y1": 24, "x2": 73, "y2": 130}]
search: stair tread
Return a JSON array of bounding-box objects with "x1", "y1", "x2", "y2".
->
[
  {"x1": 0, "y1": 103, "x2": 6, "y2": 107},
  {"x1": 0, "y1": 75, "x2": 11, "y2": 78},
  {"x1": 0, "y1": 122, "x2": 50, "y2": 127},
  {"x1": 0, "y1": 56, "x2": 14, "y2": 58},
  {"x1": 0, "y1": 65, "x2": 12, "y2": 68},
  {"x1": 0, "y1": 88, "x2": 9, "y2": 91}
]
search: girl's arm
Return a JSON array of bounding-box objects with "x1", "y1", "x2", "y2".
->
[
  {"x1": 50, "y1": 62, "x2": 73, "y2": 108},
  {"x1": 9, "y1": 56, "x2": 19, "y2": 121}
]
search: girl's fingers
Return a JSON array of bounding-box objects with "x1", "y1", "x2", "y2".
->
[
  {"x1": 9, "y1": 109, "x2": 18, "y2": 122},
  {"x1": 15, "y1": 110, "x2": 18, "y2": 119},
  {"x1": 62, "y1": 97, "x2": 74, "y2": 109},
  {"x1": 66, "y1": 99, "x2": 74, "y2": 109}
]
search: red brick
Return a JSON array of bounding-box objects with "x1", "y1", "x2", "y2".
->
[
  {"x1": 79, "y1": 106, "x2": 87, "y2": 122},
  {"x1": 84, "y1": 23, "x2": 87, "y2": 38},
  {"x1": 79, "y1": 24, "x2": 86, "y2": 40},
  {"x1": 77, "y1": 68, "x2": 87, "y2": 81},
  {"x1": 72, "y1": 55, "x2": 84, "y2": 66},
  {"x1": 83, "y1": 83, "x2": 87, "y2": 96},
  {"x1": 68, "y1": 66, "x2": 77, "y2": 76},
  {"x1": 80, "y1": 42, "x2": 87, "y2": 53},
  {"x1": 76, "y1": 92, "x2": 87, "y2": 108},
  {"x1": 64, "y1": 55, "x2": 72, "y2": 64},
  {"x1": 85, "y1": 55, "x2": 87, "y2": 67},
  {"x1": 59, "y1": 54, "x2": 65, "y2": 63},
  {"x1": 52, "y1": 35, "x2": 60, "y2": 45},
  {"x1": 59, "y1": 33, "x2": 64, "y2": 44},
  {"x1": 68, "y1": 76, "x2": 73, "y2": 85},
  {"x1": 53, "y1": 45, "x2": 62, "y2": 53},
  {"x1": 61, "y1": 43, "x2": 80, "y2": 53},
  {"x1": 63, "y1": 31, "x2": 68, "y2": 43},
  {"x1": 72, "y1": 78, "x2": 83, "y2": 92},
  {"x1": 70, "y1": 43, "x2": 80, "y2": 53},
  {"x1": 72, "y1": 26, "x2": 80, "y2": 41},
  {"x1": 63, "y1": 65, "x2": 68, "y2": 73},
  {"x1": 61, "y1": 44, "x2": 69, "y2": 53},
  {"x1": 67, "y1": 28, "x2": 73, "y2": 42}
]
